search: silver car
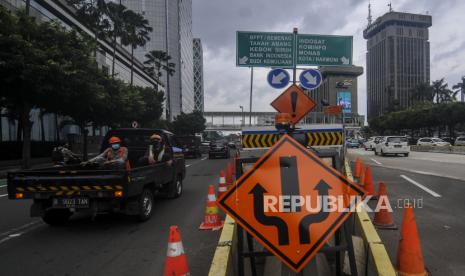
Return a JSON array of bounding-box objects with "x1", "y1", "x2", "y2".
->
[{"x1": 455, "y1": 137, "x2": 465, "y2": 146}]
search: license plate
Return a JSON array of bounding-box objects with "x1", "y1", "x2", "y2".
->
[
  {"x1": 394, "y1": 145, "x2": 402, "y2": 148},
  {"x1": 53, "y1": 197, "x2": 89, "y2": 209}
]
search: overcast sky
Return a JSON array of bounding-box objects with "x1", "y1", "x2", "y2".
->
[{"x1": 192, "y1": 0, "x2": 465, "y2": 116}]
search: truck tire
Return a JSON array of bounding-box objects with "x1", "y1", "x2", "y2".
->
[
  {"x1": 42, "y1": 209, "x2": 72, "y2": 226},
  {"x1": 166, "y1": 175, "x2": 183, "y2": 199},
  {"x1": 137, "y1": 188, "x2": 154, "y2": 222}
]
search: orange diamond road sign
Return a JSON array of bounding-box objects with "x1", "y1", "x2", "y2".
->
[
  {"x1": 217, "y1": 135, "x2": 365, "y2": 272},
  {"x1": 323, "y1": 105, "x2": 343, "y2": 115},
  {"x1": 270, "y1": 84, "x2": 316, "y2": 125}
]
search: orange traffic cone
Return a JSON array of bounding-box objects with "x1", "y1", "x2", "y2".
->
[
  {"x1": 363, "y1": 166, "x2": 376, "y2": 199},
  {"x1": 199, "y1": 185, "x2": 224, "y2": 231},
  {"x1": 226, "y1": 162, "x2": 233, "y2": 186},
  {"x1": 164, "y1": 226, "x2": 190, "y2": 276},
  {"x1": 354, "y1": 157, "x2": 362, "y2": 178},
  {"x1": 396, "y1": 205, "x2": 428, "y2": 276},
  {"x1": 373, "y1": 182, "x2": 397, "y2": 229},
  {"x1": 217, "y1": 170, "x2": 227, "y2": 198}
]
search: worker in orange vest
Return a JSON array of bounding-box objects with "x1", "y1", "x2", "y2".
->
[{"x1": 82, "y1": 136, "x2": 129, "y2": 170}]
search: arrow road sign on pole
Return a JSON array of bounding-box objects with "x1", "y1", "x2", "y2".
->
[
  {"x1": 299, "y1": 69, "x2": 322, "y2": 90},
  {"x1": 267, "y1": 69, "x2": 290, "y2": 89},
  {"x1": 217, "y1": 135, "x2": 365, "y2": 272}
]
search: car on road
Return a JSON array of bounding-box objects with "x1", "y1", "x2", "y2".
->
[
  {"x1": 7, "y1": 128, "x2": 186, "y2": 225},
  {"x1": 346, "y1": 138, "x2": 360, "y2": 148},
  {"x1": 175, "y1": 135, "x2": 202, "y2": 158},
  {"x1": 455, "y1": 136, "x2": 465, "y2": 146},
  {"x1": 208, "y1": 139, "x2": 230, "y2": 159},
  {"x1": 374, "y1": 136, "x2": 410, "y2": 156},
  {"x1": 363, "y1": 136, "x2": 382, "y2": 151},
  {"x1": 417, "y1": 137, "x2": 451, "y2": 147}
]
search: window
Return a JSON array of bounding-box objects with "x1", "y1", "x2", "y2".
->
[{"x1": 387, "y1": 137, "x2": 408, "y2": 143}]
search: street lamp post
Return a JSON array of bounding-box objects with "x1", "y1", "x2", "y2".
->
[{"x1": 239, "y1": 105, "x2": 244, "y2": 127}]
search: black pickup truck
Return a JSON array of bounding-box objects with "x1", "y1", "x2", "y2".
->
[{"x1": 7, "y1": 128, "x2": 185, "y2": 225}]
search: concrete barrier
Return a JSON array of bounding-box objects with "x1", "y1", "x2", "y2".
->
[
  {"x1": 411, "y1": 145, "x2": 465, "y2": 154},
  {"x1": 208, "y1": 159, "x2": 396, "y2": 276}
]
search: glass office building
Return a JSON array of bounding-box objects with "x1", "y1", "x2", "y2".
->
[
  {"x1": 193, "y1": 38, "x2": 204, "y2": 112},
  {"x1": 364, "y1": 11, "x2": 432, "y2": 120},
  {"x1": 123, "y1": 0, "x2": 194, "y2": 120},
  {"x1": 0, "y1": 0, "x2": 162, "y2": 142}
]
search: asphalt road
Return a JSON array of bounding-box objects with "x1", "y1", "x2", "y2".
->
[
  {"x1": 0, "y1": 155, "x2": 229, "y2": 276},
  {"x1": 349, "y1": 148, "x2": 465, "y2": 276}
]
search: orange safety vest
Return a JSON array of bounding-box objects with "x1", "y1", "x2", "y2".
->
[{"x1": 105, "y1": 147, "x2": 131, "y2": 171}]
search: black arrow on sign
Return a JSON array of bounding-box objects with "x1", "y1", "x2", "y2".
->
[
  {"x1": 280, "y1": 156, "x2": 301, "y2": 212},
  {"x1": 298, "y1": 180, "x2": 332, "y2": 244},
  {"x1": 249, "y1": 183, "x2": 289, "y2": 245}
]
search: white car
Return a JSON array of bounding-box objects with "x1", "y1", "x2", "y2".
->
[
  {"x1": 417, "y1": 137, "x2": 450, "y2": 147},
  {"x1": 363, "y1": 136, "x2": 382, "y2": 151},
  {"x1": 454, "y1": 137, "x2": 465, "y2": 146},
  {"x1": 374, "y1": 136, "x2": 410, "y2": 157}
]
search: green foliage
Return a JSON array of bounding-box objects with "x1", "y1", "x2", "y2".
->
[
  {"x1": 171, "y1": 111, "x2": 206, "y2": 135},
  {"x1": 368, "y1": 102, "x2": 465, "y2": 136},
  {"x1": 144, "y1": 50, "x2": 176, "y2": 79}
]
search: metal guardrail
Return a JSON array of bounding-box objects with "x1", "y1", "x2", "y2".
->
[{"x1": 208, "y1": 158, "x2": 396, "y2": 276}]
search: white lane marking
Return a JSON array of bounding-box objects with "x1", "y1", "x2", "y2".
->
[
  {"x1": 400, "y1": 175, "x2": 442, "y2": 198},
  {"x1": 201, "y1": 157, "x2": 207, "y2": 161},
  {"x1": 372, "y1": 164, "x2": 465, "y2": 182},
  {"x1": 185, "y1": 157, "x2": 208, "y2": 168},
  {"x1": 186, "y1": 164, "x2": 192, "y2": 168},
  {"x1": 0, "y1": 194, "x2": 8, "y2": 198},
  {"x1": 0, "y1": 185, "x2": 6, "y2": 188},
  {"x1": 370, "y1": 158, "x2": 382, "y2": 165},
  {"x1": 0, "y1": 222, "x2": 43, "y2": 245}
]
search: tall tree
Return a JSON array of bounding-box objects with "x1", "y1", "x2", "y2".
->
[
  {"x1": 452, "y1": 76, "x2": 465, "y2": 102},
  {"x1": 0, "y1": 8, "x2": 104, "y2": 167},
  {"x1": 120, "y1": 11, "x2": 152, "y2": 85},
  {"x1": 105, "y1": 2, "x2": 130, "y2": 77},
  {"x1": 144, "y1": 50, "x2": 176, "y2": 80},
  {"x1": 409, "y1": 82, "x2": 434, "y2": 105},
  {"x1": 432, "y1": 78, "x2": 456, "y2": 103}
]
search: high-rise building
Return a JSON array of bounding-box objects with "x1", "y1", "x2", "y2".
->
[
  {"x1": 0, "y1": 0, "x2": 161, "y2": 142},
  {"x1": 193, "y1": 38, "x2": 204, "y2": 112},
  {"x1": 364, "y1": 10, "x2": 432, "y2": 120},
  {"x1": 122, "y1": 0, "x2": 194, "y2": 120}
]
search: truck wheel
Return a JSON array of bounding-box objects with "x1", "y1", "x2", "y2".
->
[
  {"x1": 167, "y1": 176, "x2": 183, "y2": 199},
  {"x1": 137, "y1": 188, "x2": 154, "y2": 222},
  {"x1": 42, "y1": 209, "x2": 72, "y2": 226}
]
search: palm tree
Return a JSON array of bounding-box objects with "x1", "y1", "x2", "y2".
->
[
  {"x1": 105, "y1": 2, "x2": 131, "y2": 77},
  {"x1": 120, "y1": 11, "x2": 152, "y2": 85},
  {"x1": 143, "y1": 50, "x2": 176, "y2": 80},
  {"x1": 67, "y1": 0, "x2": 110, "y2": 52},
  {"x1": 409, "y1": 82, "x2": 434, "y2": 105},
  {"x1": 452, "y1": 76, "x2": 465, "y2": 102},
  {"x1": 431, "y1": 78, "x2": 456, "y2": 103}
]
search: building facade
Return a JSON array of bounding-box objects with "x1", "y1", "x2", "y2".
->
[
  {"x1": 364, "y1": 11, "x2": 432, "y2": 120},
  {"x1": 123, "y1": 0, "x2": 194, "y2": 120},
  {"x1": 305, "y1": 66, "x2": 365, "y2": 126},
  {"x1": 0, "y1": 0, "x2": 162, "y2": 142},
  {"x1": 193, "y1": 38, "x2": 204, "y2": 112}
]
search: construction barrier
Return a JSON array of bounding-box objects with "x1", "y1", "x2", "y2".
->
[
  {"x1": 208, "y1": 157, "x2": 396, "y2": 276},
  {"x1": 241, "y1": 126, "x2": 343, "y2": 149}
]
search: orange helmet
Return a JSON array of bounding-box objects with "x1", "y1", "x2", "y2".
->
[{"x1": 108, "y1": 136, "x2": 121, "y2": 144}]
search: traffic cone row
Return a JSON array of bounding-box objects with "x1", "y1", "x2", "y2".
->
[
  {"x1": 199, "y1": 185, "x2": 224, "y2": 231},
  {"x1": 217, "y1": 170, "x2": 227, "y2": 198},
  {"x1": 353, "y1": 157, "x2": 427, "y2": 275},
  {"x1": 164, "y1": 226, "x2": 190, "y2": 276}
]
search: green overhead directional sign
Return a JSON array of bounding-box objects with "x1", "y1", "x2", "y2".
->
[
  {"x1": 236, "y1": 31, "x2": 353, "y2": 67},
  {"x1": 236, "y1": 31, "x2": 294, "y2": 67},
  {"x1": 296, "y1": 34, "x2": 352, "y2": 66}
]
